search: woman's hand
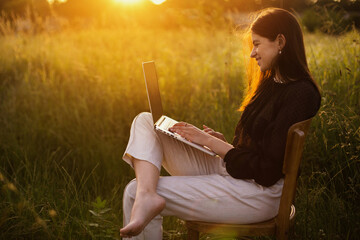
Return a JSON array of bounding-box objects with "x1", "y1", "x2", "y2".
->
[
  {"x1": 169, "y1": 122, "x2": 234, "y2": 158},
  {"x1": 169, "y1": 122, "x2": 212, "y2": 147},
  {"x1": 202, "y1": 125, "x2": 227, "y2": 142}
]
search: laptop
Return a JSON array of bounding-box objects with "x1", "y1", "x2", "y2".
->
[{"x1": 142, "y1": 61, "x2": 216, "y2": 156}]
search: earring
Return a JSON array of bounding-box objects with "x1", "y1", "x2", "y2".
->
[{"x1": 279, "y1": 49, "x2": 282, "y2": 55}]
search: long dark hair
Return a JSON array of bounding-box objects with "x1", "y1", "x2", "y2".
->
[{"x1": 237, "y1": 8, "x2": 320, "y2": 145}]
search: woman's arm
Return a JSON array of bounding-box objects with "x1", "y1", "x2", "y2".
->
[{"x1": 169, "y1": 123, "x2": 234, "y2": 159}]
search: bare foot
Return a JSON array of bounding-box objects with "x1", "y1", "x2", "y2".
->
[{"x1": 120, "y1": 191, "x2": 165, "y2": 238}]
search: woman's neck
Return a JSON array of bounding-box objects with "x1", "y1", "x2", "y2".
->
[{"x1": 273, "y1": 69, "x2": 285, "y2": 83}]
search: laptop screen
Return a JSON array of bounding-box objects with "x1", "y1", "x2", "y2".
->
[{"x1": 142, "y1": 61, "x2": 164, "y2": 123}]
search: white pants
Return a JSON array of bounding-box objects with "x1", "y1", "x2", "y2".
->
[{"x1": 122, "y1": 112, "x2": 284, "y2": 240}]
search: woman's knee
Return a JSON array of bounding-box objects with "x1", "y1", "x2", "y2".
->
[
  {"x1": 136, "y1": 112, "x2": 153, "y2": 124},
  {"x1": 131, "y1": 112, "x2": 154, "y2": 129}
]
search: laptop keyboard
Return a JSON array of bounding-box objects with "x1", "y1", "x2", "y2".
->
[{"x1": 160, "y1": 117, "x2": 178, "y2": 130}]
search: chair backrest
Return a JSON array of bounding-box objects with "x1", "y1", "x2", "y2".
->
[{"x1": 275, "y1": 118, "x2": 312, "y2": 238}]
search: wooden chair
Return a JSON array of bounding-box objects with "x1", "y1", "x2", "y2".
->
[{"x1": 185, "y1": 118, "x2": 313, "y2": 240}]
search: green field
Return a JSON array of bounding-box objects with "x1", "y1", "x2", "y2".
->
[{"x1": 0, "y1": 19, "x2": 359, "y2": 239}]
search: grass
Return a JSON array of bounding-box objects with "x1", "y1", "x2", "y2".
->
[{"x1": 0, "y1": 16, "x2": 359, "y2": 239}]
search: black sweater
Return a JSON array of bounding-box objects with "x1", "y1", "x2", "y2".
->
[{"x1": 223, "y1": 79, "x2": 321, "y2": 187}]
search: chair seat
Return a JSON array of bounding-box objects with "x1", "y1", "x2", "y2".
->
[{"x1": 186, "y1": 205, "x2": 296, "y2": 237}]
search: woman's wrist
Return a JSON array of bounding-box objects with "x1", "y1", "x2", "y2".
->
[
  {"x1": 205, "y1": 135, "x2": 234, "y2": 158},
  {"x1": 204, "y1": 134, "x2": 216, "y2": 148}
]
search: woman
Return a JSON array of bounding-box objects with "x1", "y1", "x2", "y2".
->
[{"x1": 120, "y1": 8, "x2": 321, "y2": 239}]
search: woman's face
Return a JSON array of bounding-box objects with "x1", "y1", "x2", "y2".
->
[{"x1": 250, "y1": 32, "x2": 280, "y2": 72}]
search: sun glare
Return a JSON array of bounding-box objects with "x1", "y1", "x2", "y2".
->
[
  {"x1": 114, "y1": 0, "x2": 143, "y2": 4},
  {"x1": 47, "y1": 0, "x2": 67, "y2": 4},
  {"x1": 150, "y1": 0, "x2": 166, "y2": 5},
  {"x1": 114, "y1": 0, "x2": 166, "y2": 5}
]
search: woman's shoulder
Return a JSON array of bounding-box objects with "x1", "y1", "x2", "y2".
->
[
  {"x1": 286, "y1": 78, "x2": 318, "y2": 89},
  {"x1": 281, "y1": 79, "x2": 321, "y2": 113},
  {"x1": 284, "y1": 79, "x2": 320, "y2": 99}
]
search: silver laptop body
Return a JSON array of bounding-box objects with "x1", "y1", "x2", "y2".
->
[{"x1": 142, "y1": 61, "x2": 216, "y2": 156}]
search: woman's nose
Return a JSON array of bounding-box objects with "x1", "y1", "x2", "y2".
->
[{"x1": 250, "y1": 47, "x2": 256, "y2": 58}]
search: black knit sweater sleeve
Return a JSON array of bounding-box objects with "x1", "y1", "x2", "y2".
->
[{"x1": 223, "y1": 81, "x2": 321, "y2": 187}]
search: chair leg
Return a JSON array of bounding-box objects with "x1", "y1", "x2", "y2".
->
[
  {"x1": 187, "y1": 228, "x2": 199, "y2": 240},
  {"x1": 276, "y1": 228, "x2": 289, "y2": 240}
]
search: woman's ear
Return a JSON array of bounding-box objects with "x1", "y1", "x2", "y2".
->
[{"x1": 277, "y1": 34, "x2": 286, "y2": 50}]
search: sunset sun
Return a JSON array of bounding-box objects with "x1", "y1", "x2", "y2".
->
[
  {"x1": 113, "y1": 0, "x2": 166, "y2": 5},
  {"x1": 150, "y1": 0, "x2": 166, "y2": 5}
]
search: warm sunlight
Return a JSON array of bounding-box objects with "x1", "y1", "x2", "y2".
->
[
  {"x1": 150, "y1": 0, "x2": 167, "y2": 5},
  {"x1": 114, "y1": 0, "x2": 144, "y2": 5},
  {"x1": 114, "y1": 0, "x2": 166, "y2": 5},
  {"x1": 47, "y1": 0, "x2": 166, "y2": 6},
  {"x1": 47, "y1": 0, "x2": 67, "y2": 4}
]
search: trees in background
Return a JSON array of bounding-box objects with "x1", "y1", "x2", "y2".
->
[
  {"x1": 302, "y1": 0, "x2": 360, "y2": 33},
  {"x1": 51, "y1": 0, "x2": 112, "y2": 18},
  {"x1": 1, "y1": 0, "x2": 360, "y2": 16},
  {"x1": 1, "y1": 0, "x2": 359, "y2": 33},
  {"x1": 0, "y1": 0, "x2": 50, "y2": 17},
  {"x1": 2, "y1": 0, "x2": 360, "y2": 18}
]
